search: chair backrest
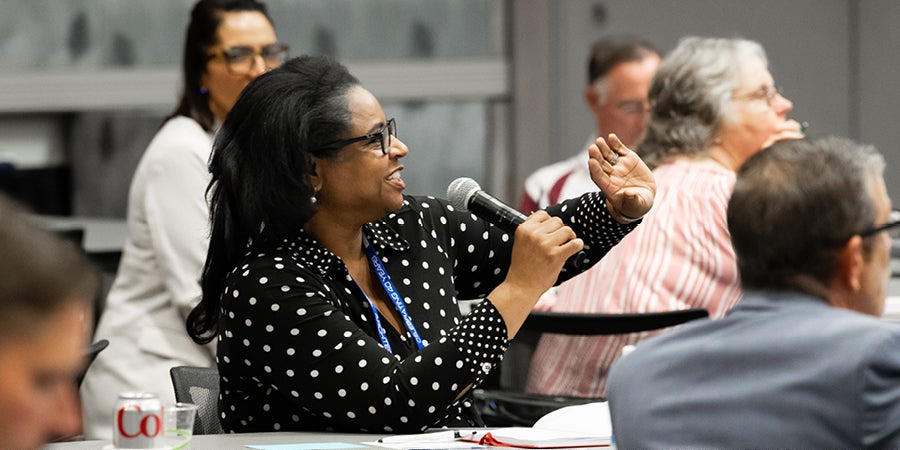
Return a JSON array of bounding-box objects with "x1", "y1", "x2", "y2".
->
[
  {"x1": 169, "y1": 366, "x2": 224, "y2": 435},
  {"x1": 505, "y1": 308, "x2": 710, "y2": 389},
  {"x1": 520, "y1": 308, "x2": 709, "y2": 335},
  {"x1": 77, "y1": 338, "x2": 109, "y2": 388},
  {"x1": 479, "y1": 308, "x2": 711, "y2": 427}
]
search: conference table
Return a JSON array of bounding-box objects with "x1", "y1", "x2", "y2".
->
[
  {"x1": 43, "y1": 431, "x2": 386, "y2": 450},
  {"x1": 41, "y1": 430, "x2": 611, "y2": 449},
  {"x1": 42, "y1": 429, "x2": 616, "y2": 449}
]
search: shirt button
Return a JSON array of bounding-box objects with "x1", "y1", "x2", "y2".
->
[{"x1": 481, "y1": 362, "x2": 492, "y2": 374}]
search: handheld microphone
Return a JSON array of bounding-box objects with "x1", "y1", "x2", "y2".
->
[
  {"x1": 447, "y1": 177, "x2": 586, "y2": 268},
  {"x1": 447, "y1": 177, "x2": 526, "y2": 234}
]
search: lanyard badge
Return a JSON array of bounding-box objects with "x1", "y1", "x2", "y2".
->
[{"x1": 362, "y1": 237, "x2": 424, "y2": 353}]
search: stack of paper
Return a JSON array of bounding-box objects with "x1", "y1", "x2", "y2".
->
[
  {"x1": 469, "y1": 427, "x2": 610, "y2": 448},
  {"x1": 368, "y1": 402, "x2": 612, "y2": 449},
  {"x1": 467, "y1": 402, "x2": 612, "y2": 448}
]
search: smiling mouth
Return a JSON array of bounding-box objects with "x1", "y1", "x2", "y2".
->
[{"x1": 386, "y1": 169, "x2": 406, "y2": 189}]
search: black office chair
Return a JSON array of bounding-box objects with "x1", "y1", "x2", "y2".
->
[
  {"x1": 170, "y1": 366, "x2": 224, "y2": 435},
  {"x1": 520, "y1": 309, "x2": 709, "y2": 335},
  {"x1": 474, "y1": 308, "x2": 709, "y2": 426},
  {"x1": 77, "y1": 338, "x2": 109, "y2": 388}
]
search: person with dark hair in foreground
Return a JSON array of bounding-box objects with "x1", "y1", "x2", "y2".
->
[
  {"x1": 186, "y1": 55, "x2": 655, "y2": 433},
  {"x1": 81, "y1": 0, "x2": 287, "y2": 438},
  {"x1": 607, "y1": 136, "x2": 900, "y2": 448},
  {"x1": 0, "y1": 195, "x2": 98, "y2": 448}
]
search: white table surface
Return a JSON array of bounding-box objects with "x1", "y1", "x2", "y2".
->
[{"x1": 42, "y1": 431, "x2": 384, "y2": 450}]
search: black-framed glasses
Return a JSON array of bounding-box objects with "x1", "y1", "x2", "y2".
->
[
  {"x1": 733, "y1": 85, "x2": 782, "y2": 107},
  {"x1": 207, "y1": 42, "x2": 289, "y2": 75},
  {"x1": 321, "y1": 118, "x2": 397, "y2": 155},
  {"x1": 859, "y1": 210, "x2": 900, "y2": 240}
]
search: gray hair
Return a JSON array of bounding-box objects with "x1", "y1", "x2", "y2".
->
[
  {"x1": 638, "y1": 36, "x2": 767, "y2": 169},
  {"x1": 728, "y1": 136, "x2": 885, "y2": 293}
]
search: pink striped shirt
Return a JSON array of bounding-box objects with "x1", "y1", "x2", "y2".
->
[{"x1": 525, "y1": 159, "x2": 741, "y2": 398}]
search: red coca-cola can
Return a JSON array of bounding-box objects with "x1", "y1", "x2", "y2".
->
[{"x1": 113, "y1": 392, "x2": 164, "y2": 449}]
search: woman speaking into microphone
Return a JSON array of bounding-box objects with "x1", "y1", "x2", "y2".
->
[{"x1": 187, "y1": 55, "x2": 655, "y2": 433}]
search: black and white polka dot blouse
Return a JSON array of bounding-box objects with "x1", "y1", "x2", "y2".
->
[{"x1": 216, "y1": 193, "x2": 635, "y2": 433}]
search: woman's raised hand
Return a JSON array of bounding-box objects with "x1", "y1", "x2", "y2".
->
[{"x1": 589, "y1": 133, "x2": 655, "y2": 223}]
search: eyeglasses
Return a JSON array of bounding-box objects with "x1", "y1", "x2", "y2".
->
[
  {"x1": 733, "y1": 85, "x2": 783, "y2": 107},
  {"x1": 321, "y1": 118, "x2": 397, "y2": 155},
  {"x1": 617, "y1": 99, "x2": 650, "y2": 116},
  {"x1": 207, "y1": 42, "x2": 289, "y2": 75},
  {"x1": 859, "y1": 210, "x2": 900, "y2": 240},
  {"x1": 593, "y1": 82, "x2": 650, "y2": 116}
]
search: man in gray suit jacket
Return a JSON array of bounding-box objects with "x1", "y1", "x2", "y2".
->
[{"x1": 607, "y1": 136, "x2": 900, "y2": 448}]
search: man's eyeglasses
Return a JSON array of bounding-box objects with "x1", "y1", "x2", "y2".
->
[
  {"x1": 207, "y1": 42, "x2": 289, "y2": 75},
  {"x1": 733, "y1": 85, "x2": 782, "y2": 107},
  {"x1": 617, "y1": 100, "x2": 650, "y2": 116},
  {"x1": 593, "y1": 82, "x2": 649, "y2": 116},
  {"x1": 321, "y1": 118, "x2": 397, "y2": 155},
  {"x1": 859, "y1": 210, "x2": 900, "y2": 240}
]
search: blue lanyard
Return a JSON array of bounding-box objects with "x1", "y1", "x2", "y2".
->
[{"x1": 362, "y1": 237, "x2": 424, "y2": 353}]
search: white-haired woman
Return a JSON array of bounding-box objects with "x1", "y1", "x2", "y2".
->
[{"x1": 528, "y1": 36, "x2": 803, "y2": 398}]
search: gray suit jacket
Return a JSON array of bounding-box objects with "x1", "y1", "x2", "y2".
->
[{"x1": 607, "y1": 290, "x2": 900, "y2": 449}]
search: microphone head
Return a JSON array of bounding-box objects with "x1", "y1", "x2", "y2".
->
[{"x1": 447, "y1": 177, "x2": 481, "y2": 211}]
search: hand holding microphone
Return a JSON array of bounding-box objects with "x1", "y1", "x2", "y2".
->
[
  {"x1": 447, "y1": 178, "x2": 583, "y2": 337},
  {"x1": 447, "y1": 177, "x2": 586, "y2": 270}
]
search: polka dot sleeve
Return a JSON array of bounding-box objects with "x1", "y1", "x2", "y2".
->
[
  {"x1": 549, "y1": 191, "x2": 638, "y2": 278},
  {"x1": 447, "y1": 299, "x2": 508, "y2": 379}
]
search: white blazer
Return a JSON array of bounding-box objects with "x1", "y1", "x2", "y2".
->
[{"x1": 80, "y1": 116, "x2": 216, "y2": 439}]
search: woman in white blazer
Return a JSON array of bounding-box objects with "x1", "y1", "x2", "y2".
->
[{"x1": 80, "y1": 0, "x2": 287, "y2": 438}]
